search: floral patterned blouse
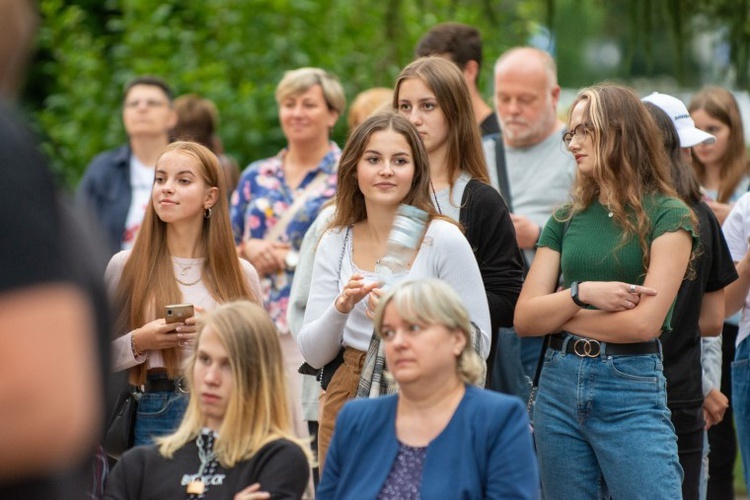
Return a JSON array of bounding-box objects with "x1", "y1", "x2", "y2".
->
[{"x1": 230, "y1": 142, "x2": 340, "y2": 334}]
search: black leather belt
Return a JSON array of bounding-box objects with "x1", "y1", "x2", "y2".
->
[
  {"x1": 549, "y1": 333, "x2": 659, "y2": 358},
  {"x1": 135, "y1": 375, "x2": 187, "y2": 393}
]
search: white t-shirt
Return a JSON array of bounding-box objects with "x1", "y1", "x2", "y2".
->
[
  {"x1": 432, "y1": 172, "x2": 471, "y2": 222},
  {"x1": 122, "y1": 156, "x2": 154, "y2": 250},
  {"x1": 483, "y1": 130, "x2": 576, "y2": 264},
  {"x1": 722, "y1": 191, "x2": 750, "y2": 347}
]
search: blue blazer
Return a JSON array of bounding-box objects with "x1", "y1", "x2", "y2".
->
[{"x1": 318, "y1": 385, "x2": 540, "y2": 499}]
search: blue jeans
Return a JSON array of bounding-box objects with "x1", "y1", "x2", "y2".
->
[
  {"x1": 732, "y1": 335, "x2": 750, "y2": 488},
  {"x1": 533, "y1": 335, "x2": 683, "y2": 499},
  {"x1": 491, "y1": 327, "x2": 532, "y2": 401},
  {"x1": 133, "y1": 390, "x2": 188, "y2": 446}
]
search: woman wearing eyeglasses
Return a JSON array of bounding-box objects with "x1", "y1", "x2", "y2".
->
[{"x1": 514, "y1": 84, "x2": 697, "y2": 499}]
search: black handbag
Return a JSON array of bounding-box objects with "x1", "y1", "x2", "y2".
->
[
  {"x1": 103, "y1": 389, "x2": 139, "y2": 459},
  {"x1": 298, "y1": 347, "x2": 346, "y2": 391}
]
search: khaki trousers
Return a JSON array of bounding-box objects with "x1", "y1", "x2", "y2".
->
[{"x1": 317, "y1": 347, "x2": 366, "y2": 472}]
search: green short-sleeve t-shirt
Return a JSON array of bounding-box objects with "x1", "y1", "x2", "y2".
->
[{"x1": 538, "y1": 194, "x2": 697, "y2": 332}]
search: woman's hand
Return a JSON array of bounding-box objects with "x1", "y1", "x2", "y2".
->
[
  {"x1": 365, "y1": 287, "x2": 384, "y2": 319},
  {"x1": 132, "y1": 318, "x2": 180, "y2": 352},
  {"x1": 234, "y1": 483, "x2": 270, "y2": 500},
  {"x1": 334, "y1": 274, "x2": 378, "y2": 314},
  {"x1": 703, "y1": 388, "x2": 729, "y2": 429},
  {"x1": 577, "y1": 281, "x2": 658, "y2": 312},
  {"x1": 176, "y1": 305, "x2": 204, "y2": 348},
  {"x1": 240, "y1": 239, "x2": 291, "y2": 275}
]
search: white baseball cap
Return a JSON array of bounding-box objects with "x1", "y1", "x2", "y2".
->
[{"x1": 642, "y1": 92, "x2": 716, "y2": 148}]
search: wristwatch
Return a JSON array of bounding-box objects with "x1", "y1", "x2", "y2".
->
[
  {"x1": 284, "y1": 250, "x2": 299, "y2": 271},
  {"x1": 570, "y1": 281, "x2": 589, "y2": 308}
]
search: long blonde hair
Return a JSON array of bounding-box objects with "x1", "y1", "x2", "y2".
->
[
  {"x1": 158, "y1": 301, "x2": 308, "y2": 467},
  {"x1": 114, "y1": 141, "x2": 255, "y2": 383}
]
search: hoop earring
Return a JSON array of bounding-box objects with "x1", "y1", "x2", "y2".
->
[{"x1": 204, "y1": 207, "x2": 213, "y2": 219}]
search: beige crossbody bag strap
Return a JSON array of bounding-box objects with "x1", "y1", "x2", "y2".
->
[{"x1": 265, "y1": 170, "x2": 329, "y2": 242}]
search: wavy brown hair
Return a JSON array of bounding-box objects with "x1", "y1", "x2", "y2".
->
[
  {"x1": 328, "y1": 112, "x2": 444, "y2": 229},
  {"x1": 114, "y1": 141, "x2": 255, "y2": 383},
  {"x1": 565, "y1": 84, "x2": 691, "y2": 273},
  {"x1": 394, "y1": 57, "x2": 490, "y2": 186},
  {"x1": 688, "y1": 86, "x2": 750, "y2": 203}
]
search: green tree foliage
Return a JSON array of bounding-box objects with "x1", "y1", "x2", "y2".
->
[
  {"x1": 28, "y1": 0, "x2": 749, "y2": 189},
  {"x1": 32, "y1": 0, "x2": 536, "y2": 188}
]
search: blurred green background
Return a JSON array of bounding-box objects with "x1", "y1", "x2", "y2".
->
[{"x1": 19, "y1": 0, "x2": 750, "y2": 191}]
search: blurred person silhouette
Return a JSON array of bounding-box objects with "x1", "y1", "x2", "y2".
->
[
  {"x1": 347, "y1": 87, "x2": 392, "y2": 133},
  {"x1": 318, "y1": 279, "x2": 538, "y2": 499},
  {"x1": 690, "y1": 87, "x2": 750, "y2": 225},
  {"x1": 78, "y1": 75, "x2": 177, "y2": 256},
  {"x1": 643, "y1": 97, "x2": 737, "y2": 500},
  {"x1": 104, "y1": 301, "x2": 310, "y2": 499},
  {"x1": 0, "y1": 1, "x2": 111, "y2": 497},
  {"x1": 171, "y1": 93, "x2": 241, "y2": 196},
  {"x1": 415, "y1": 22, "x2": 500, "y2": 138},
  {"x1": 231, "y1": 67, "x2": 344, "y2": 441},
  {"x1": 689, "y1": 86, "x2": 750, "y2": 499}
]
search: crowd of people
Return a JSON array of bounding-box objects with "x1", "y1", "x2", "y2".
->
[{"x1": 4, "y1": 5, "x2": 750, "y2": 499}]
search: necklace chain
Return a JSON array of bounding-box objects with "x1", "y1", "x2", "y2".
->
[
  {"x1": 176, "y1": 262, "x2": 192, "y2": 277},
  {"x1": 173, "y1": 258, "x2": 201, "y2": 286},
  {"x1": 176, "y1": 275, "x2": 202, "y2": 286}
]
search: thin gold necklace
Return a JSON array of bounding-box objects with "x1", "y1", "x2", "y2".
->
[
  {"x1": 173, "y1": 258, "x2": 201, "y2": 286},
  {"x1": 175, "y1": 274, "x2": 202, "y2": 287}
]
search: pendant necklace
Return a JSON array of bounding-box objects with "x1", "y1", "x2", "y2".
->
[
  {"x1": 187, "y1": 431, "x2": 218, "y2": 497},
  {"x1": 176, "y1": 262, "x2": 192, "y2": 277},
  {"x1": 173, "y1": 258, "x2": 202, "y2": 287}
]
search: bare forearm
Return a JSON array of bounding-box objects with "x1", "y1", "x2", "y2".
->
[
  {"x1": 725, "y1": 260, "x2": 750, "y2": 316},
  {"x1": 514, "y1": 289, "x2": 581, "y2": 337}
]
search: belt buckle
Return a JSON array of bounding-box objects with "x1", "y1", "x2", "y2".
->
[
  {"x1": 176, "y1": 376, "x2": 189, "y2": 394},
  {"x1": 573, "y1": 338, "x2": 601, "y2": 358}
]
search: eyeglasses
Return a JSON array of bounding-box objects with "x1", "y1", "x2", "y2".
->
[{"x1": 562, "y1": 123, "x2": 592, "y2": 146}]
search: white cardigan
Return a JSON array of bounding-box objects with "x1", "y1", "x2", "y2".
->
[{"x1": 297, "y1": 219, "x2": 491, "y2": 369}]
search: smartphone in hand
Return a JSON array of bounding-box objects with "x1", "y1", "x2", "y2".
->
[{"x1": 164, "y1": 303, "x2": 194, "y2": 324}]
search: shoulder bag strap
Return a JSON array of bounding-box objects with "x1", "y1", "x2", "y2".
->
[
  {"x1": 266, "y1": 170, "x2": 329, "y2": 242},
  {"x1": 492, "y1": 134, "x2": 513, "y2": 212}
]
